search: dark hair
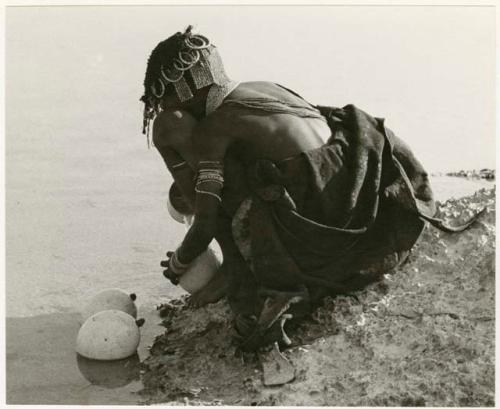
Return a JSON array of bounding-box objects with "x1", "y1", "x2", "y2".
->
[
  {"x1": 140, "y1": 26, "x2": 195, "y2": 138},
  {"x1": 142, "y1": 30, "x2": 189, "y2": 102}
]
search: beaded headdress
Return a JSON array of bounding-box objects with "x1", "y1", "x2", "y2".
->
[{"x1": 141, "y1": 26, "x2": 230, "y2": 143}]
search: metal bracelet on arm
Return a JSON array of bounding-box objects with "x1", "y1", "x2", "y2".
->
[
  {"x1": 167, "y1": 160, "x2": 189, "y2": 173},
  {"x1": 169, "y1": 249, "x2": 190, "y2": 276},
  {"x1": 194, "y1": 161, "x2": 224, "y2": 202}
]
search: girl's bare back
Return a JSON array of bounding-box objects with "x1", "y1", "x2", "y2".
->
[{"x1": 195, "y1": 82, "x2": 332, "y2": 164}]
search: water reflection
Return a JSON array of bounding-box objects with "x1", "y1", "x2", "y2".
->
[{"x1": 76, "y1": 353, "x2": 140, "y2": 389}]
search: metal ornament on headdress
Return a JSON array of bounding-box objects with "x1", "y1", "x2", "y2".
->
[
  {"x1": 190, "y1": 53, "x2": 215, "y2": 90},
  {"x1": 178, "y1": 50, "x2": 200, "y2": 66},
  {"x1": 151, "y1": 79, "x2": 166, "y2": 98},
  {"x1": 184, "y1": 34, "x2": 211, "y2": 50},
  {"x1": 173, "y1": 58, "x2": 192, "y2": 72},
  {"x1": 201, "y1": 46, "x2": 229, "y2": 86},
  {"x1": 190, "y1": 47, "x2": 230, "y2": 90},
  {"x1": 161, "y1": 65, "x2": 183, "y2": 83},
  {"x1": 148, "y1": 30, "x2": 230, "y2": 110},
  {"x1": 174, "y1": 77, "x2": 194, "y2": 102}
]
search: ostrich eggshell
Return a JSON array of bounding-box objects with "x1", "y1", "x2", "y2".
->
[
  {"x1": 167, "y1": 196, "x2": 186, "y2": 224},
  {"x1": 81, "y1": 288, "x2": 137, "y2": 323},
  {"x1": 179, "y1": 246, "x2": 222, "y2": 294},
  {"x1": 76, "y1": 310, "x2": 140, "y2": 360}
]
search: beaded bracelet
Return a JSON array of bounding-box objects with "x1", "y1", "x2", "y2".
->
[{"x1": 169, "y1": 249, "x2": 190, "y2": 276}]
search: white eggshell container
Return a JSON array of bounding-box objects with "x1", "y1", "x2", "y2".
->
[
  {"x1": 81, "y1": 288, "x2": 137, "y2": 323},
  {"x1": 76, "y1": 310, "x2": 140, "y2": 361},
  {"x1": 179, "y1": 245, "x2": 222, "y2": 294},
  {"x1": 167, "y1": 196, "x2": 186, "y2": 224}
]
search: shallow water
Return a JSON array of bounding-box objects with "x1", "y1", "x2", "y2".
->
[{"x1": 6, "y1": 308, "x2": 162, "y2": 405}]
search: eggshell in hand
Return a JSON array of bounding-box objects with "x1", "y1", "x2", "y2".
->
[{"x1": 179, "y1": 247, "x2": 222, "y2": 294}]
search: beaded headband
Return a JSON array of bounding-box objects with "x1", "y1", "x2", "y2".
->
[
  {"x1": 141, "y1": 28, "x2": 230, "y2": 144},
  {"x1": 151, "y1": 44, "x2": 229, "y2": 101}
]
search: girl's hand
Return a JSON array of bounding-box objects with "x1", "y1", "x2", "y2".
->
[{"x1": 161, "y1": 250, "x2": 189, "y2": 285}]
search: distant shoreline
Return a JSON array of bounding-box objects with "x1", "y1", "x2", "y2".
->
[{"x1": 430, "y1": 168, "x2": 495, "y2": 181}]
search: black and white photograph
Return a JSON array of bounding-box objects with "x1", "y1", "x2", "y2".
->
[{"x1": 4, "y1": 1, "x2": 496, "y2": 406}]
